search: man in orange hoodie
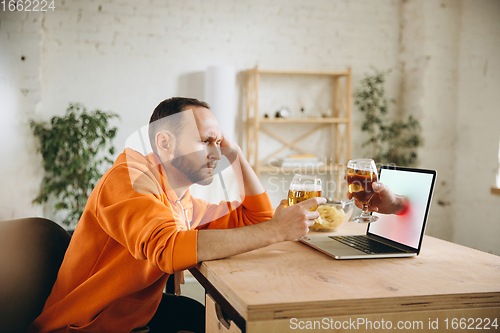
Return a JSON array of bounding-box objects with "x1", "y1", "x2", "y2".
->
[
  {"x1": 29, "y1": 97, "x2": 408, "y2": 333},
  {"x1": 27, "y1": 97, "x2": 329, "y2": 333}
]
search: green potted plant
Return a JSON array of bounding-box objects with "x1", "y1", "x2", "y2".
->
[
  {"x1": 354, "y1": 68, "x2": 422, "y2": 166},
  {"x1": 29, "y1": 103, "x2": 119, "y2": 226}
]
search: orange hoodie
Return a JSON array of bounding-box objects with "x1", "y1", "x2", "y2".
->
[{"x1": 28, "y1": 148, "x2": 274, "y2": 333}]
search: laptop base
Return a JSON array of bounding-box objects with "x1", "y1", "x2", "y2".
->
[{"x1": 300, "y1": 236, "x2": 417, "y2": 260}]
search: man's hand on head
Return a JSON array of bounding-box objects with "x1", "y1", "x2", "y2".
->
[
  {"x1": 219, "y1": 134, "x2": 240, "y2": 163},
  {"x1": 220, "y1": 134, "x2": 238, "y2": 150}
]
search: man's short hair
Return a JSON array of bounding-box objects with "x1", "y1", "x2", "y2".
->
[{"x1": 148, "y1": 97, "x2": 210, "y2": 154}]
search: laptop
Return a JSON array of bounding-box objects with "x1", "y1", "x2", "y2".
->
[{"x1": 300, "y1": 166, "x2": 437, "y2": 259}]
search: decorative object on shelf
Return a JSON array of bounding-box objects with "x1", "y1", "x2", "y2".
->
[
  {"x1": 29, "y1": 103, "x2": 119, "y2": 226},
  {"x1": 322, "y1": 108, "x2": 333, "y2": 118},
  {"x1": 297, "y1": 98, "x2": 306, "y2": 118},
  {"x1": 275, "y1": 106, "x2": 292, "y2": 118},
  {"x1": 354, "y1": 68, "x2": 422, "y2": 167}
]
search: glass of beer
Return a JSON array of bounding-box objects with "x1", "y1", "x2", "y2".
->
[
  {"x1": 346, "y1": 159, "x2": 379, "y2": 223},
  {"x1": 288, "y1": 174, "x2": 322, "y2": 210}
]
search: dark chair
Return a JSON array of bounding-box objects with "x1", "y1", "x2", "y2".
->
[{"x1": 0, "y1": 218, "x2": 71, "y2": 333}]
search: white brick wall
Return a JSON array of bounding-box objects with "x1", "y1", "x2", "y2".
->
[
  {"x1": 398, "y1": 0, "x2": 462, "y2": 242},
  {"x1": 453, "y1": 0, "x2": 500, "y2": 254},
  {"x1": 0, "y1": 10, "x2": 45, "y2": 220},
  {"x1": 1, "y1": 0, "x2": 499, "y2": 254}
]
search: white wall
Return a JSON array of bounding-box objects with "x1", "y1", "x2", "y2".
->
[
  {"x1": 0, "y1": 0, "x2": 499, "y2": 254},
  {"x1": 453, "y1": 0, "x2": 500, "y2": 254},
  {"x1": 398, "y1": 0, "x2": 500, "y2": 254},
  {"x1": 398, "y1": 0, "x2": 462, "y2": 242},
  {"x1": 0, "y1": 10, "x2": 44, "y2": 220}
]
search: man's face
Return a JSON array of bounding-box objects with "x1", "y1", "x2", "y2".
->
[{"x1": 170, "y1": 106, "x2": 223, "y2": 186}]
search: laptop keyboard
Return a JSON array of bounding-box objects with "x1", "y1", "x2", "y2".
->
[{"x1": 329, "y1": 235, "x2": 407, "y2": 254}]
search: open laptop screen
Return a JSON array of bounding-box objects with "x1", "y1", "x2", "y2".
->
[{"x1": 368, "y1": 166, "x2": 437, "y2": 250}]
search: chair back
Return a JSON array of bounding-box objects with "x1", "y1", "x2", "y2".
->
[{"x1": 0, "y1": 218, "x2": 71, "y2": 333}]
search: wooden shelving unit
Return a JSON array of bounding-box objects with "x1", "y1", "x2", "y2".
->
[{"x1": 244, "y1": 66, "x2": 353, "y2": 182}]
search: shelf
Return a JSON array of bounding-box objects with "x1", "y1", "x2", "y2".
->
[
  {"x1": 254, "y1": 117, "x2": 349, "y2": 124},
  {"x1": 245, "y1": 66, "x2": 352, "y2": 179},
  {"x1": 491, "y1": 187, "x2": 500, "y2": 195},
  {"x1": 257, "y1": 69, "x2": 350, "y2": 77}
]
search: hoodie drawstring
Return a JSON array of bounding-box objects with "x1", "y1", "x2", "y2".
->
[{"x1": 173, "y1": 200, "x2": 190, "y2": 295}]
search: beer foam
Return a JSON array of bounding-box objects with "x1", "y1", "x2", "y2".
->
[
  {"x1": 289, "y1": 183, "x2": 322, "y2": 192},
  {"x1": 348, "y1": 159, "x2": 376, "y2": 172},
  {"x1": 356, "y1": 166, "x2": 374, "y2": 172}
]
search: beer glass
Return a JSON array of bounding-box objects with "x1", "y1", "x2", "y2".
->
[
  {"x1": 346, "y1": 159, "x2": 379, "y2": 223},
  {"x1": 288, "y1": 174, "x2": 322, "y2": 210}
]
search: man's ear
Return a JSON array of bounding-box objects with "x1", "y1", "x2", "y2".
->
[{"x1": 156, "y1": 131, "x2": 175, "y2": 157}]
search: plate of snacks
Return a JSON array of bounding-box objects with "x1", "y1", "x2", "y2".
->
[{"x1": 309, "y1": 198, "x2": 354, "y2": 232}]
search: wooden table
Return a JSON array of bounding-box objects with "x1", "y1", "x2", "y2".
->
[{"x1": 190, "y1": 223, "x2": 500, "y2": 332}]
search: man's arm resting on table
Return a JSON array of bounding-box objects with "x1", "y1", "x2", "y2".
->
[
  {"x1": 198, "y1": 136, "x2": 325, "y2": 262},
  {"x1": 197, "y1": 197, "x2": 326, "y2": 262}
]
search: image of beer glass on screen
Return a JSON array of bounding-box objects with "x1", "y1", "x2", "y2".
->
[
  {"x1": 288, "y1": 174, "x2": 322, "y2": 210},
  {"x1": 346, "y1": 159, "x2": 379, "y2": 223}
]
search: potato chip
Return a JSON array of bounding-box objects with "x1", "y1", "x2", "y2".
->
[{"x1": 310, "y1": 204, "x2": 347, "y2": 231}]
